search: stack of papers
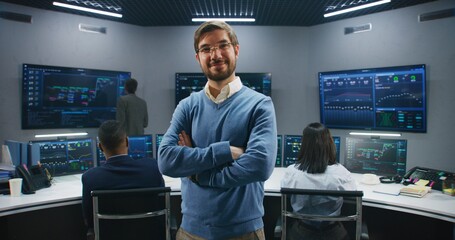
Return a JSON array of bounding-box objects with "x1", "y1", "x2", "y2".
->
[{"x1": 400, "y1": 185, "x2": 430, "y2": 198}]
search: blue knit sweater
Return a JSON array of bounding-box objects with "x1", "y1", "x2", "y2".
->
[{"x1": 158, "y1": 86, "x2": 277, "y2": 239}]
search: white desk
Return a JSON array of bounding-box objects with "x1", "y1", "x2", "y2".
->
[
  {"x1": 0, "y1": 174, "x2": 82, "y2": 217},
  {"x1": 265, "y1": 168, "x2": 455, "y2": 223},
  {"x1": 0, "y1": 174, "x2": 181, "y2": 217},
  {"x1": 1, "y1": 168, "x2": 455, "y2": 223}
]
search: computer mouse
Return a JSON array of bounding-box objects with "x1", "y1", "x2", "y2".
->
[{"x1": 394, "y1": 175, "x2": 403, "y2": 183}]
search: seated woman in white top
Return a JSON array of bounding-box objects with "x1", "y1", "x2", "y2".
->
[{"x1": 281, "y1": 122, "x2": 356, "y2": 240}]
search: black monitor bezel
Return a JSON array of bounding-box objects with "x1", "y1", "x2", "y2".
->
[
  {"x1": 22, "y1": 63, "x2": 131, "y2": 129},
  {"x1": 175, "y1": 72, "x2": 272, "y2": 107},
  {"x1": 30, "y1": 137, "x2": 95, "y2": 176},
  {"x1": 96, "y1": 134, "x2": 154, "y2": 166},
  {"x1": 318, "y1": 64, "x2": 427, "y2": 133},
  {"x1": 344, "y1": 137, "x2": 408, "y2": 176}
]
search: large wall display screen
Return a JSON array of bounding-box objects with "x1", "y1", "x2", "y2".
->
[
  {"x1": 175, "y1": 72, "x2": 271, "y2": 106},
  {"x1": 22, "y1": 63, "x2": 131, "y2": 129},
  {"x1": 319, "y1": 64, "x2": 426, "y2": 132}
]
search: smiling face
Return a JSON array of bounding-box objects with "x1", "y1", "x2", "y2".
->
[{"x1": 195, "y1": 29, "x2": 239, "y2": 84}]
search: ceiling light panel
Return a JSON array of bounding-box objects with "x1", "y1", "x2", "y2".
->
[
  {"x1": 63, "y1": 0, "x2": 122, "y2": 13},
  {"x1": 2, "y1": 0, "x2": 438, "y2": 26},
  {"x1": 192, "y1": 0, "x2": 255, "y2": 18},
  {"x1": 324, "y1": 0, "x2": 390, "y2": 17}
]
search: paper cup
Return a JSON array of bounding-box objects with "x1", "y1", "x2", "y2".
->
[{"x1": 9, "y1": 178, "x2": 23, "y2": 197}]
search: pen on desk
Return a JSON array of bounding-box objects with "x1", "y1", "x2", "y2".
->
[{"x1": 429, "y1": 181, "x2": 435, "y2": 188}]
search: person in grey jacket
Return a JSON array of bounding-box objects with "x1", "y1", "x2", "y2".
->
[{"x1": 116, "y1": 78, "x2": 148, "y2": 135}]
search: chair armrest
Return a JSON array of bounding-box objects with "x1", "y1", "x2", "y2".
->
[{"x1": 280, "y1": 188, "x2": 363, "y2": 198}]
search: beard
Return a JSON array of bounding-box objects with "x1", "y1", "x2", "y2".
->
[{"x1": 202, "y1": 58, "x2": 237, "y2": 82}]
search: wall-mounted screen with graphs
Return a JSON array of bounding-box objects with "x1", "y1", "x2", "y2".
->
[
  {"x1": 344, "y1": 137, "x2": 407, "y2": 176},
  {"x1": 175, "y1": 72, "x2": 271, "y2": 106},
  {"x1": 319, "y1": 64, "x2": 426, "y2": 132},
  {"x1": 22, "y1": 63, "x2": 131, "y2": 129},
  {"x1": 31, "y1": 138, "x2": 94, "y2": 176}
]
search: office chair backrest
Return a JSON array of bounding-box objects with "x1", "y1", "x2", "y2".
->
[
  {"x1": 280, "y1": 188, "x2": 363, "y2": 240},
  {"x1": 91, "y1": 187, "x2": 171, "y2": 240}
]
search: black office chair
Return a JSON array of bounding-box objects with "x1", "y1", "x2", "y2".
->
[
  {"x1": 91, "y1": 187, "x2": 171, "y2": 240},
  {"x1": 280, "y1": 188, "x2": 364, "y2": 240}
]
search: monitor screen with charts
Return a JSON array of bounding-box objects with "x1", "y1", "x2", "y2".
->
[
  {"x1": 31, "y1": 138, "x2": 94, "y2": 176},
  {"x1": 319, "y1": 64, "x2": 426, "y2": 133},
  {"x1": 333, "y1": 136, "x2": 341, "y2": 164},
  {"x1": 175, "y1": 72, "x2": 272, "y2": 106},
  {"x1": 22, "y1": 63, "x2": 131, "y2": 129},
  {"x1": 155, "y1": 134, "x2": 164, "y2": 159},
  {"x1": 344, "y1": 137, "x2": 407, "y2": 176},
  {"x1": 283, "y1": 135, "x2": 341, "y2": 167},
  {"x1": 276, "y1": 135, "x2": 283, "y2": 167},
  {"x1": 97, "y1": 135, "x2": 153, "y2": 166}
]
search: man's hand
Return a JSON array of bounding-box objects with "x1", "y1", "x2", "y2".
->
[
  {"x1": 178, "y1": 130, "x2": 192, "y2": 147},
  {"x1": 179, "y1": 131, "x2": 199, "y2": 183},
  {"x1": 230, "y1": 146, "x2": 244, "y2": 160},
  {"x1": 179, "y1": 130, "x2": 243, "y2": 180}
]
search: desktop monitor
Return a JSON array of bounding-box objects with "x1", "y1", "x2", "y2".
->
[
  {"x1": 22, "y1": 63, "x2": 131, "y2": 129},
  {"x1": 96, "y1": 135, "x2": 153, "y2": 166},
  {"x1": 175, "y1": 72, "x2": 272, "y2": 106},
  {"x1": 276, "y1": 135, "x2": 283, "y2": 167},
  {"x1": 333, "y1": 136, "x2": 341, "y2": 164},
  {"x1": 318, "y1": 64, "x2": 426, "y2": 133},
  {"x1": 128, "y1": 135, "x2": 153, "y2": 160},
  {"x1": 344, "y1": 137, "x2": 407, "y2": 176},
  {"x1": 283, "y1": 135, "x2": 302, "y2": 167},
  {"x1": 155, "y1": 134, "x2": 164, "y2": 159},
  {"x1": 31, "y1": 138, "x2": 95, "y2": 176},
  {"x1": 283, "y1": 135, "x2": 341, "y2": 167}
]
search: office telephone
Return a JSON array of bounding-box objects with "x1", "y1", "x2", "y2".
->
[
  {"x1": 403, "y1": 166, "x2": 454, "y2": 191},
  {"x1": 15, "y1": 164, "x2": 51, "y2": 194}
]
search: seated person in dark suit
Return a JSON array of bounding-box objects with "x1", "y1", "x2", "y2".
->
[{"x1": 81, "y1": 120, "x2": 165, "y2": 239}]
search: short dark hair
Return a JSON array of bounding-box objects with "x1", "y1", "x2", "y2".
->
[
  {"x1": 296, "y1": 122, "x2": 336, "y2": 174},
  {"x1": 98, "y1": 120, "x2": 126, "y2": 152},
  {"x1": 194, "y1": 20, "x2": 239, "y2": 53},
  {"x1": 125, "y1": 78, "x2": 138, "y2": 94}
]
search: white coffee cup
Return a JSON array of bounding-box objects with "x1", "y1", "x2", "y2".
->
[
  {"x1": 361, "y1": 173, "x2": 380, "y2": 185},
  {"x1": 9, "y1": 178, "x2": 23, "y2": 197}
]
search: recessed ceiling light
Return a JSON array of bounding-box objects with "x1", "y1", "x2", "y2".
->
[
  {"x1": 192, "y1": 18, "x2": 255, "y2": 22},
  {"x1": 53, "y1": 2, "x2": 122, "y2": 18},
  {"x1": 324, "y1": 0, "x2": 391, "y2": 18}
]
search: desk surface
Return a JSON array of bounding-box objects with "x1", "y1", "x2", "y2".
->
[
  {"x1": 1, "y1": 168, "x2": 455, "y2": 222},
  {"x1": 265, "y1": 168, "x2": 455, "y2": 223}
]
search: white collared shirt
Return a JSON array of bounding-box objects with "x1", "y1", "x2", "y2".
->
[
  {"x1": 106, "y1": 154, "x2": 128, "y2": 161},
  {"x1": 204, "y1": 76, "x2": 243, "y2": 104}
]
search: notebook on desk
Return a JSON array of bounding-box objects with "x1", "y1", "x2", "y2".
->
[
  {"x1": 373, "y1": 185, "x2": 400, "y2": 196},
  {"x1": 400, "y1": 186, "x2": 430, "y2": 198}
]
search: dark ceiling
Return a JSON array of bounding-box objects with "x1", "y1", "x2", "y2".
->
[{"x1": 1, "y1": 0, "x2": 437, "y2": 26}]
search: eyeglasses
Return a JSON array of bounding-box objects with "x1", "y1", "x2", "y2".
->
[{"x1": 197, "y1": 42, "x2": 235, "y2": 54}]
